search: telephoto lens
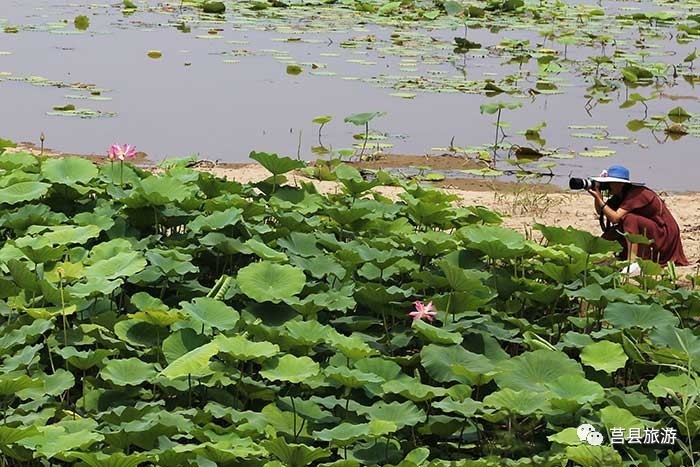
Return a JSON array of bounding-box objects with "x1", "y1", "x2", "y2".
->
[{"x1": 569, "y1": 177, "x2": 592, "y2": 190}]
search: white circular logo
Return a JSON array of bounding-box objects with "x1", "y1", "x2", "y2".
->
[
  {"x1": 587, "y1": 431, "x2": 604, "y2": 446},
  {"x1": 577, "y1": 424, "x2": 596, "y2": 442}
]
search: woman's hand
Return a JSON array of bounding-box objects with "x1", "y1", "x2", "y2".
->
[{"x1": 587, "y1": 185, "x2": 604, "y2": 206}]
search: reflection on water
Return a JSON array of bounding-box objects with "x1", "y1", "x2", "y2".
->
[{"x1": 0, "y1": 0, "x2": 699, "y2": 190}]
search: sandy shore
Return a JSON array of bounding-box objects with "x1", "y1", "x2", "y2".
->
[{"x1": 203, "y1": 163, "x2": 700, "y2": 277}]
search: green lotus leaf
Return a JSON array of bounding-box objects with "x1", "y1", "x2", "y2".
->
[
  {"x1": 0, "y1": 425, "x2": 40, "y2": 455},
  {"x1": 565, "y1": 444, "x2": 623, "y2": 467},
  {"x1": 244, "y1": 238, "x2": 288, "y2": 262},
  {"x1": 138, "y1": 175, "x2": 196, "y2": 204},
  {"x1": 382, "y1": 376, "x2": 447, "y2": 402},
  {"x1": 67, "y1": 276, "x2": 123, "y2": 297},
  {"x1": 66, "y1": 452, "x2": 152, "y2": 467},
  {"x1": 7, "y1": 259, "x2": 40, "y2": 293},
  {"x1": 604, "y1": 302, "x2": 679, "y2": 330},
  {"x1": 433, "y1": 398, "x2": 481, "y2": 417},
  {"x1": 313, "y1": 423, "x2": 370, "y2": 445},
  {"x1": 0, "y1": 182, "x2": 50, "y2": 205},
  {"x1": 18, "y1": 427, "x2": 103, "y2": 460},
  {"x1": 600, "y1": 405, "x2": 652, "y2": 431},
  {"x1": 325, "y1": 366, "x2": 384, "y2": 388},
  {"x1": 19, "y1": 225, "x2": 101, "y2": 248},
  {"x1": 422, "y1": 344, "x2": 496, "y2": 385},
  {"x1": 214, "y1": 334, "x2": 280, "y2": 360},
  {"x1": 249, "y1": 151, "x2": 305, "y2": 175},
  {"x1": 260, "y1": 354, "x2": 320, "y2": 383},
  {"x1": 479, "y1": 101, "x2": 522, "y2": 114},
  {"x1": 0, "y1": 319, "x2": 53, "y2": 356},
  {"x1": 647, "y1": 372, "x2": 700, "y2": 398},
  {"x1": 548, "y1": 427, "x2": 583, "y2": 446},
  {"x1": 544, "y1": 374, "x2": 605, "y2": 406},
  {"x1": 57, "y1": 347, "x2": 117, "y2": 370},
  {"x1": 325, "y1": 332, "x2": 377, "y2": 359},
  {"x1": 23, "y1": 304, "x2": 77, "y2": 320},
  {"x1": 343, "y1": 112, "x2": 385, "y2": 126},
  {"x1": 533, "y1": 224, "x2": 620, "y2": 255},
  {"x1": 355, "y1": 401, "x2": 426, "y2": 430},
  {"x1": 237, "y1": 261, "x2": 305, "y2": 303},
  {"x1": 181, "y1": 297, "x2": 240, "y2": 332},
  {"x1": 495, "y1": 349, "x2": 583, "y2": 392},
  {"x1": 483, "y1": 388, "x2": 549, "y2": 415},
  {"x1": 283, "y1": 319, "x2": 333, "y2": 346},
  {"x1": 202, "y1": 1, "x2": 226, "y2": 14},
  {"x1": 0, "y1": 372, "x2": 42, "y2": 397},
  {"x1": 100, "y1": 357, "x2": 158, "y2": 386},
  {"x1": 262, "y1": 437, "x2": 330, "y2": 467},
  {"x1": 83, "y1": 251, "x2": 146, "y2": 280},
  {"x1": 412, "y1": 319, "x2": 462, "y2": 345},
  {"x1": 187, "y1": 207, "x2": 242, "y2": 233},
  {"x1": 87, "y1": 238, "x2": 133, "y2": 262},
  {"x1": 276, "y1": 232, "x2": 323, "y2": 257},
  {"x1": 41, "y1": 157, "x2": 97, "y2": 186},
  {"x1": 162, "y1": 329, "x2": 211, "y2": 364},
  {"x1": 458, "y1": 224, "x2": 529, "y2": 259},
  {"x1": 113, "y1": 320, "x2": 161, "y2": 348},
  {"x1": 580, "y1": 341, "x2": 628, "y2": 373},
  {"x1": 146, "y1": 249, "x2": 198, "y2": 276},
  {"x1": 649, "y1": 326, "x2": 700, "y2": 361},
  {"x1": 160, "y1": 341, "x2": 219, "y2": 379}
]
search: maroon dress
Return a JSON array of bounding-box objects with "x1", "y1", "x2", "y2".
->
[{"x1": 603, "y1": 186, "x2": 689, "y2": 266}]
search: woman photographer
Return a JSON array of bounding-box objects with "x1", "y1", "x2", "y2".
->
[{"x1": 587, "y1": 165, "x2": 689, "y2": 274}]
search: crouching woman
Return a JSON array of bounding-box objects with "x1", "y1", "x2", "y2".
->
[{"x1": 587, "y1": 165, "x2": 689, "y2": 269}]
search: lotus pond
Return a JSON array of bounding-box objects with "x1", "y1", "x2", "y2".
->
[
  {"x1": 2, "y1": 0, "x2": 700, "y2": 188},
  {"x1": 0, "y1": 144, "x2": 698, "y2": 466}
]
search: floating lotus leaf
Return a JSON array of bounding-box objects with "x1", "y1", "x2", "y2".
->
[
  {"x1": 181, "y1": 297, "x2": 239, "y2": 332},
  {"x1": 604, "y1": 303, "x2": 679, "y2": 330},
  {"x1": 0, "y1": 182, "x2": 51, "y2": 205},
  {"x1": 260, "y1": 354, "x2": 319, "y2": 383},
  {"x1": 41, "y1": 157, "x2": 97, "y2": 186},
  {"x1": 580, "y1": 341, "x2": 628, "y2": 373},
  {"x1": 495, "y1": 349, "x2": 583, "y2": 392},
  {"x1": 237, "y1": 261, "x2": 306, "y2": 303},
  {"x1": 160, "y1": 342, "x2": 219, "y2": 379},
  {"x1": 483, "y1": 388, "x2": 549, "y2": 415},
  {"x1": 100, "y1": 358, "x2": 158, "y2": 386},
  {"x1": 215, "y1": 334, "x2": 279, "y2": 360}
]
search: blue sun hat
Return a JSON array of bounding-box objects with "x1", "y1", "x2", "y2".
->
[{"x1": 590, "y1": 165, "x2": 645, "y2": 185}]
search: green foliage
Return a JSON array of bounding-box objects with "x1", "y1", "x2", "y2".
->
[{"x1": 0, "y1": 155, "x2": 696, "y2": 466}]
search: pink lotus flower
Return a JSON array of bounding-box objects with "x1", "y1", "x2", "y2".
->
[
  {"x1": 108, "y1": 143, "x2": 136, "y2": 161},
  {"x1": 409, "y1": 300, "x2": 438, "y2": 322}
]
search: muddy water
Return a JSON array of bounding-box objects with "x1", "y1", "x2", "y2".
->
[{"x1": 1, "y1": 1, "x2": 699, "y2": 190}]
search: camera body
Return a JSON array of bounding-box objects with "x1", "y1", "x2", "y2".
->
[{"x1": 569, "y1": 177, "x2": 609, "y2": 191}]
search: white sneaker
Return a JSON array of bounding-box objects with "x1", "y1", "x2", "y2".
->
[{"x1": 620, "y1": 262, "x2": 641, "y2": 277}]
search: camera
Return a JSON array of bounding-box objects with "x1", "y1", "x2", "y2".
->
[{"x1": 569, "y1": 178, "x2": 609, "y2": 191}]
